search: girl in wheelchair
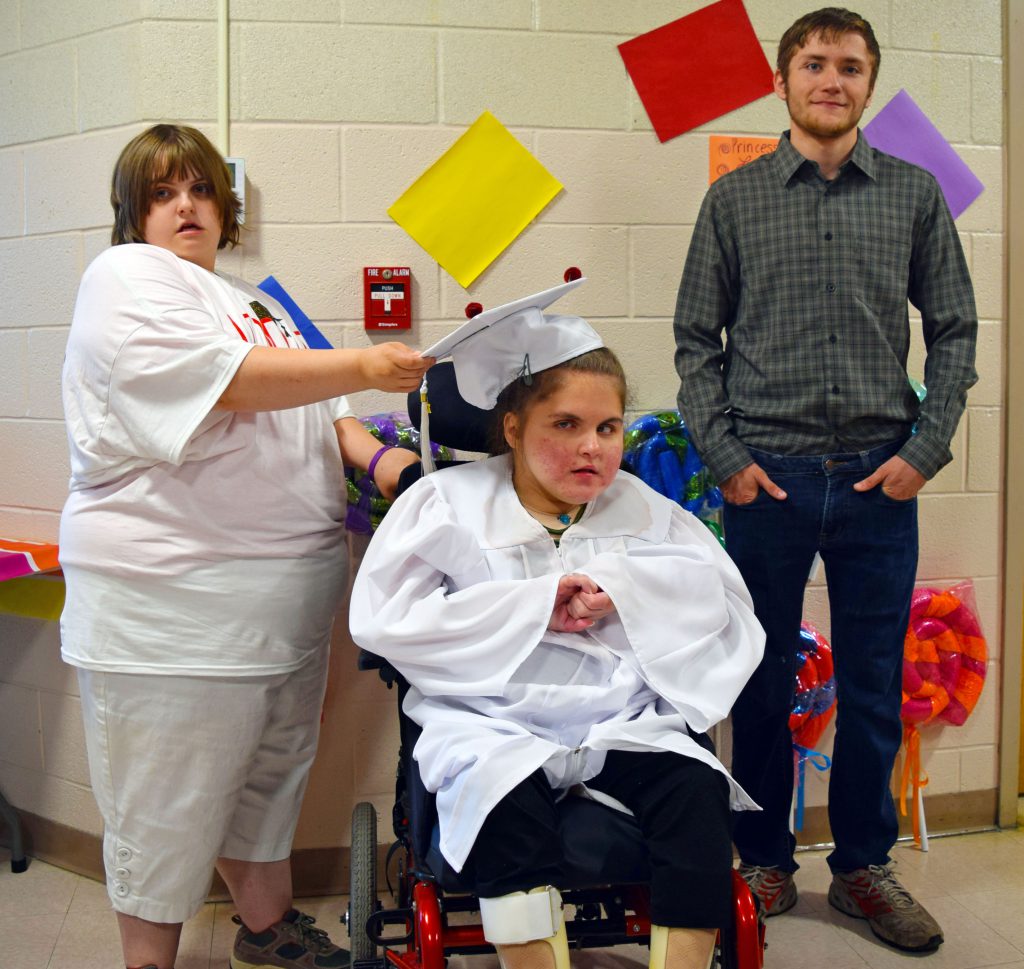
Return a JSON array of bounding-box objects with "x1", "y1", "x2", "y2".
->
[{"x1": 350, "y1": 279, "x2": 765, "y2": 969}]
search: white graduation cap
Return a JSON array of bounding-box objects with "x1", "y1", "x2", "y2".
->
[
  {"x1": 418, "y1": 275, "x2": 603, "y2": 471},
  {"x1": 422, "y1": 275, "x2": 601, "y2": 410}
]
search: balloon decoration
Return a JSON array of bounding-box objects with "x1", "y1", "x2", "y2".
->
[
  {"x1": 791, "y1": 623, "x2": 837, "y2": 749},
  {"x1": 900, "y1": 582, "x2": 987, "y2": 848},
  {"x1": 622, "y1": 411, "x2": 724, "y2": 539},
  {"x1": 344, "y1": 412, "x2": 455, "y2": 535},
  {"x1": 790, "y1": 622, "x2": 837, "y2": 830}
]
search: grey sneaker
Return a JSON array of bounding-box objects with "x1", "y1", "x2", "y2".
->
[
  {"x1": 231, "y1": 909, "x2": 351, "y2": 969},
  {"x1": 737, "y1": 864, "x2": 797, "y2": 917},
  {"x1": 829, "y1": 864, "x2": 943, "y2": 952}
]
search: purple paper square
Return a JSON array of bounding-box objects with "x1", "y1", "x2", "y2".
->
[{"x1": 863, "y1": 89, "x2": 984, "y2": 219}]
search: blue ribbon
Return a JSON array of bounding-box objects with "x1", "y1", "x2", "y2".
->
[{"x1": 793, "y1": 744, "x2": 832, "y2": 831}]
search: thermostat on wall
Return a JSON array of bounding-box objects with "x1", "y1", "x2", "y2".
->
[{"x1": 225, "y1": 156, "x2": 246, "y2": 225}]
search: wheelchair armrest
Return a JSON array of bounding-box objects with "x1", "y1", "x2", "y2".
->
[
  {"x1": 357, "y1": 649, "x2": 386, "y2": 671},
  {"x1": 396, "y1": 461, "x2": 425, "y2": 498},
  {"x1": 689, "y1": 726, "x2": 716, "y2": 756},
  {"x1": 357, "y1": 649, "x2": 401, "y2": 688},
  {"x1": 396, "y1": 458, "x2": 475, "y2": 498}
]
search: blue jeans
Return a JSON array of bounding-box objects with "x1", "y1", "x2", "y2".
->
[{"x1": 722, "y1": 439, "x2": 918, "y2": 873}]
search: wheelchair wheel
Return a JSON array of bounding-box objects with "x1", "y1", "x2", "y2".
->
[{"x1": 349, "y1": 801, "x2": 378, "y2": 963}]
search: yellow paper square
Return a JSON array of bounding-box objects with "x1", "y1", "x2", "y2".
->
[{"x1": 388, "y1": 111, "x2": 563, "y2": 289}]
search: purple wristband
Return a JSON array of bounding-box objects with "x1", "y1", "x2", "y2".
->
[{"x1": 366, "y1": 444, "x2": 395, "y2": 481}]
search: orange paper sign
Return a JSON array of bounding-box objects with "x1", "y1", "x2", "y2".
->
[{"x1": 709, "y1": 135, "x2": 779, "y2": 184}]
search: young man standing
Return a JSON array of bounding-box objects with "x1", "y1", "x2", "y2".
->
[{"x1": 674, "y1": 7, "x2": 977, "y2": 955}]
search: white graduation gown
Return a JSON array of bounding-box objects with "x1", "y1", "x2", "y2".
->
[{"x1": 349, "y1": 454, "x2": 765, "y2": 871}]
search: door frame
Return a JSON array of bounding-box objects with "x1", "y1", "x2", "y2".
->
[{"x1": 999, "y1": 0, "x2": 1024, "y2": 823}]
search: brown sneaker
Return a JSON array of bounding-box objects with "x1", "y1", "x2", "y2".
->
[
  {"x1": 828, "y1": 864, "x2": 943, "y2": 952},
  {"x1": 737, "y1": 864, "x2": 797, "y2": 917},
  {"x1": 231, "y1": 909, "x2": 351, "y2": 969}
]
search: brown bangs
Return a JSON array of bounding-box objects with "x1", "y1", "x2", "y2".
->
[
  {"x1": 489, "y1": 347, "x2": 628, "y2": 455},
  {"x1": 777, "y1": 8, "x2": 880, "y2": 90},
  {"x1": 110, "y1": 124, "x2": 242, "y2": 249}
]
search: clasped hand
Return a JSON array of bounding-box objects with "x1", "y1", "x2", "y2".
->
[{"x1": 548, "y1": 573, "x2": 616, "y2": 633}]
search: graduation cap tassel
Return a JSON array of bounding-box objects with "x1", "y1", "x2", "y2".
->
[
  {"x1": 519, "y1": 353, "x2": 534, "y2": 386},
  {"x1": 419, "y1": 374, "x2": 436, "y2": 475}
]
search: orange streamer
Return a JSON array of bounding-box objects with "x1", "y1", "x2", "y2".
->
[{"x1": 899, "y1": 723, "x2": 929, "y2": 846}]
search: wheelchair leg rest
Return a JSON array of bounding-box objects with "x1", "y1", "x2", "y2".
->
[
  {"x1": 649, "y1": 924, "x2": 715, "y2": 969},
  {"x1": 481, "y1": 887, "x2": 570, "y2": 969},
  {"x1": 495, "y1": 923, "x2": 569, "y2": 969}
]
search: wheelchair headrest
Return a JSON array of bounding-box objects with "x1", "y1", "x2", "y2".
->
[{"x1": 407, "y1": 361, "x2": 494, "y2": 454}]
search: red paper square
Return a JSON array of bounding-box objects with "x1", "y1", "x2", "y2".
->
[{"x1": 618, "y1": 0, "x2": 775, "y2": 143}]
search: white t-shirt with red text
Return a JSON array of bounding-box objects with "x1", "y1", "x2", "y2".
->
[{"x1": 60, "y1": 244, "x2": 353, "y2": 676}]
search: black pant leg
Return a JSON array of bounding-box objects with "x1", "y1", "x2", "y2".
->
[
  {"x1": 460, "y1": 769, "x2": 564, "y2": 898},
  {"x1": 588, "y1": 750, "x2": 733, "y2": 929}
]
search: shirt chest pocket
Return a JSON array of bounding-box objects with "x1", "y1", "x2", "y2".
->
[{"x1": 840, "y1": 223, "x2": 913, "y2": 303}]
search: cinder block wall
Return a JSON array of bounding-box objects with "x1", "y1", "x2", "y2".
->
[{"x1": 0, "y1": 0, "x2": 1005, "y2": 883}]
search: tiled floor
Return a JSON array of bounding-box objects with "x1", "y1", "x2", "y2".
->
[{"x1": 3, "y1": 817, "x2": 1024, "y2": 969}]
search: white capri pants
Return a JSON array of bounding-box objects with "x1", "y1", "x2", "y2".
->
[{"x1": 77, "y1": 649, "x2": 328, "y2": 924}]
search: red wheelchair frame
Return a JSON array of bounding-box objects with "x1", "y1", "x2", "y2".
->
[{"x1": 345, "y1": 658, "x2": 765, "y2": 969}]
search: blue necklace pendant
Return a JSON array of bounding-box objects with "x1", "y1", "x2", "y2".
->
[{"x1": 557, "y1": 512, "x2": 572, "y2": 526}]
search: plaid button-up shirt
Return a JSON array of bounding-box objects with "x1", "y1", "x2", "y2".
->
[{"x1": 674, "y1": 132, "x2": 977, "y2": 482}]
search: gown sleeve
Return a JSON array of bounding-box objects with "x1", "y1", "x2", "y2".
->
[
  {"x1": 349, "y1": 477, "x2": 561, "y2": 697},
  {"x1": 579, "y1": 504, "x2": 764, "y2": 733}
]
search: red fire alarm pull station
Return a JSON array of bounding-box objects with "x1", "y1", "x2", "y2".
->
[{"x1": 363, "y1": 267, "x2": 412, "y2": 331}]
